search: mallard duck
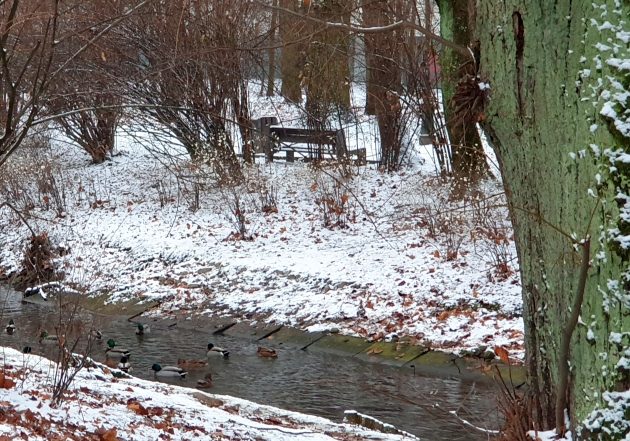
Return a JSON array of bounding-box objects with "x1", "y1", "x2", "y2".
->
[
  {"x1": 207, "y1": 343, "x2": 229, "y2": 358},
  {"x1": 105, "y1": 339, "x2": 131, "y2": 359},
  {"x1": 39, "y1": 331, "x2": 60, "y2": 345},
  {"x1": 177, "y1": 358, "x2": 207, "y2": 369},
  {"x1": 135, "y1": 323, "x2": 150, "y2": 336},
  {"x1": 104, "y1": 358, "x2": 119, "y2": 369},
  {"x1": 117, "y1": 355, "x2": 132, "y2": 373},
  {"x1": 257, "y1": 346, "x2": 278, "y2": 358},
  {"x1": 196, "y1": 373, "x2": 213, "y2": 388},
  {"x1": 6, "y1": 319, "x2": 15, "y2": 335},
  {"x1": 151, "y1": 363, "x2": 186, "y2": 378}
]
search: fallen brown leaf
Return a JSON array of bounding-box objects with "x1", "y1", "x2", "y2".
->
[
  {"x1": 98, "y1": 427, "x2": 118, "y2": 441},
  {"x1": 494, "y1": 346, "x2": 510, "y2": 364},
  {"x1": 0, "y1": 372, "x2": 15, "y2": 389},
  {"x1": 149, "y1": 406, "x2": 164, "y2": 416},
  {"x1": 437, "y1": 311, "x2": 451, "y2": 321},
  {"x1": 127, "y1": 402, "x2": 148, "y2": 416}
]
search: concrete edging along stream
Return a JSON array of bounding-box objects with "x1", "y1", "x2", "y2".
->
[
  {"x1": 66, "y1": 294, "x2": 526, "y2": 385},
  {"x1": 129, "y1": 309, "x2": 526, "y2": 386},
  {"x1": 31, "y1": 291, "x2": 526, "y2": 386},
  {"x1": 4, "y1": 262, "x2": 529, "y2": 387}
]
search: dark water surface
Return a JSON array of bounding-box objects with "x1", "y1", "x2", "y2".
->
[{"x1": 0, "y1": 287, "x2": 501, "y2": 440}]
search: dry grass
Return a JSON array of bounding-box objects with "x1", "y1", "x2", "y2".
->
[
  {"x1": 15, "y1": 232, "x2": 59, "y2": 291},
  {"x1": 451, "y1": 73, "x2": 490, "y2": 128},
  {"x1": 492, "y1": 366, "x2": 534, "y2": 441}
]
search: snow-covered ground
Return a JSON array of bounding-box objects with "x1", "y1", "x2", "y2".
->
[
  {"x1": 0, "y1": 86, "x2": 524, "y2": 360},
  {"x1": 0, "y1": 346, "x2": 414, "y2": 440}
]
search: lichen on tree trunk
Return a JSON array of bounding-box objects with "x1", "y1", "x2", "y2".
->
[{"x1": 471, "y1": 0, "x2": 630, "y2": 435}]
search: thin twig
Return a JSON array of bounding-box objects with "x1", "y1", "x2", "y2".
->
[
  {"x1": 555, "y1": 236, "x2": 590, "y2": 436},
  {"x1": 445, "y1": 408, "x2": 501, "y2": 435},
  {"x1": 319, "y1": 167, "x2": 397, "y2": 251},
  {"x1": 0, "y1": 201, "x2": 36, "y2": 236}
]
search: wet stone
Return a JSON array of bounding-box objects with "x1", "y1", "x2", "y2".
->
[
  {"x1": 355, "y1": 341, "x2": 430, "y2": 367},
  {"x1": 260, "y1": 327, "x2": 325, "y2": 349},
  {"x1": 223, "y1": 321, "x2": 282, "y2": 339},
  {"x1": 307, "y1": 334, "x2": 372, "y2": 355}
]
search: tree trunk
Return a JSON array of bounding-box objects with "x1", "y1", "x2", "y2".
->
[
  {"x1": 362, "y1": 0, "x2": 378, "y2": 115},
  {"x1": 471, "y1": 0, "x2": 630, "y2": 436},
  {"x1": 361, "y1": 0, "x2": 404, "y2": 170},
  {"x1": 234, "y1": 81, "x2": 254, "y2": 164},
  {"x1": 267, "y1": 0, "x2": 279, "y2": 97},
  {"x1": 304, "y1": 0, "x2": 351, "y2": 129},
  {"x1": 279, "y1": 0, "x2": 304, "y2": 103},
  {"x1": 438, "y1": 0, "x2": 490, "y2": 197}
]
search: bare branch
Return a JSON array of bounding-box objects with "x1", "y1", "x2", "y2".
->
[
  {"x1": 256, "y1": 0, "x2": 472, "y2": 59},
  {"x1": 47, "y1": 0, "x2": 153, "y2": 82},
  {"x1": 555, "y1": 237, "x2": 591, "y2": 436},
  {"x1": 0, "y1": 201, "x2": 36, "y2": 236}
]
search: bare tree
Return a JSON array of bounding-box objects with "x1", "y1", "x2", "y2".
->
[
  {"x1": 303, "y1": 0, "x2": 352, "y2": 131},
  {"x1": 0, "y1": 0, "x2": 152, "y2": 169},
  {"x1": 399, "y1": 1, "x2": 452, "y2": 176},
  {"x1": 122, "y1": 0, "x2": 261, "y2": 177},
  {"x1": 264, "y1": 0, "x2": 469, "y2": 172},
  {"x1": 0, "y1": 0, "x2": 59, "y2": 169},
  {"x1": 46, "y1": 0, "x2": 124, "y2": 164}
]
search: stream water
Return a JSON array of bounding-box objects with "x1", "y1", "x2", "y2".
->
[{"x1": 0, "y1": 287, "x2": 501, "y2": 440}]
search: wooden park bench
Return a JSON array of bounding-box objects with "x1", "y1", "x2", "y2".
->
[{"x1": 253, "y1": 117, "x2": 366, "y2": 165}]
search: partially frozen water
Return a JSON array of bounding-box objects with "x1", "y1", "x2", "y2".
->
[{"x1": 0, "y1": 286, "x2": 501, "y2": 440}]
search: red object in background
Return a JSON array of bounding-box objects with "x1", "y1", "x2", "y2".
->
[{"x1": 426, "y1": 47, "x2": 441, "y2": 87}]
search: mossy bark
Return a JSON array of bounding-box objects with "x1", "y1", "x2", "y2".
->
[
  {"x1": 471, "y1": 0, "x2": 630, "y2": 434},
  {"x1": 437, "y1": 0, "x2": 490, "y2": 195}
]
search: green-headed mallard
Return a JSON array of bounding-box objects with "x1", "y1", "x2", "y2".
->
[
  {"x1": 105, "y1": 339, "x2": 131, "y2": 359},
  {"x1": 39, "y1": 331, "x2": 60, "y2": 345},
  {"x1": 196, "y1": 373, "x2": 213, "y2": 388},
  {"x1": 135, "y1": 323, "x2": 150, "y2": 336},
  {"x1": 6, "y1": 319, "x2": 16, "y2": 335},
  {"x1": 207, "y1": 343, "x2": 229, "y2": 358},
  {"x1": 151, "y1": 363, "x2": 186, "y2": 378},
  {"x1": 177, "y1": 358, "x2": 207, "y2": 369},
  {"x1": 257, "y1": 346, "x2": 278, "y2": 358},
  {"x1": 117, "y1": 355, "x2": 132, "y2": 373}
]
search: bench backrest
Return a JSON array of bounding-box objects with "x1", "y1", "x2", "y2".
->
[{"x1": 252, "y1": 117, "x2": 351, "y2": 160}]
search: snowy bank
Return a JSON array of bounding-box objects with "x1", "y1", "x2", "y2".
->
[
  {"x1": 0, "y1": 347, "x2": 414, "y2": 440},
  {"x1": 0, "y1": 124, "x2": 523, "y2": 359}
]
